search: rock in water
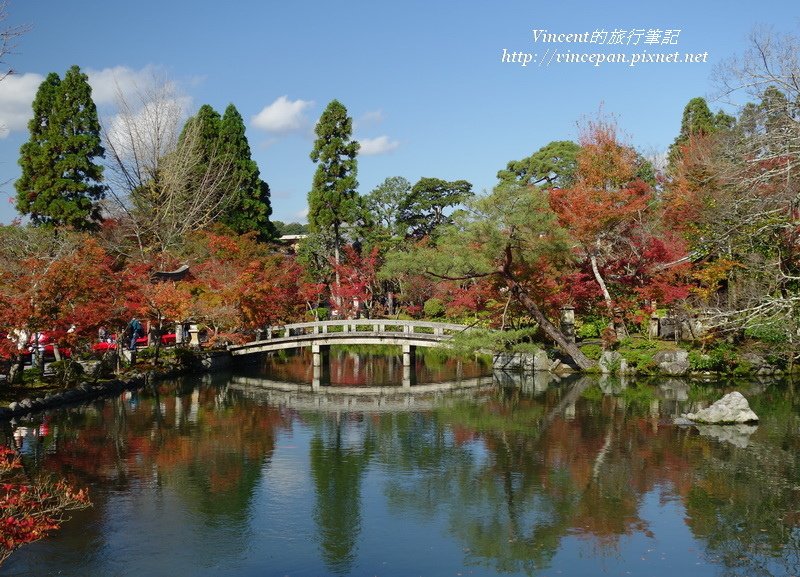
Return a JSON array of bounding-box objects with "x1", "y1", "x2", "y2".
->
[{"x1": 682, "y1": 391, "x2": 759, "y2": 424}]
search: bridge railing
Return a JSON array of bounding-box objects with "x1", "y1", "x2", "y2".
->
[{"x1": 257, "y1": 319, "x2": 470, "y2": 340}]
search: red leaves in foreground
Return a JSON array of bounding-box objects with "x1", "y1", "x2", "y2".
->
[{"x1": 0, "y1": 446, "x2": 90, "y2": 566}]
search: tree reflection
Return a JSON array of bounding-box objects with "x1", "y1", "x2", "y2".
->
[
  {"x1": 309, "y1": 414, "x2": 374, "y2": 574},
  {"x1": 5, "y1": 377, "x2": 291, "y2": 539},
  {"x1": 371, "y1": 377, "x2": 800, "y2": 575},
  {"x1": 4, "y1": 372, "x2": 799, "y2": 576},
  {"x1": 681, "y1": 387, "x2": 800, "y2": 576}
]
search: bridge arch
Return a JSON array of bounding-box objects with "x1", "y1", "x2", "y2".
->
[{"x1": 228, "y1": 320, "x2": 474, "y2": 388}]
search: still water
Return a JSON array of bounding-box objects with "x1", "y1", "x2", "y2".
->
[{"x1": 2, "y1": 349, "x2": 799, "y2": 576}]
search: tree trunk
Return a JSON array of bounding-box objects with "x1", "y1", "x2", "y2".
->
[
  {"x1": 502, "y1": 272, "x2": 595, "y2": 370},
  {"x1": 590, "y1": 253, "x2": 627, "y2": 339},
  {"x1": 151, "y1": 322, "x2": 162, "y2": 366},
  {"x1": 333, "y1": 222, "x2": 342, "y2": 310},
  {"x1": 8, "y1": 357, "x2": 24, "y2": 384}
]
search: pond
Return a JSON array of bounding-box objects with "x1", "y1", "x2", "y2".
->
[{"x1": 1, "y1": 349, "x2": 799, "y2": 576}]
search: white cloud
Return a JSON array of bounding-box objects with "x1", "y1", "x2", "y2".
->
[
  {"x1": 358, "y1": 135, "x2": 399, "y2": 156},
  {"x1": 0, "y1": 72, "x2": 44, "y2": 138},
  {"x1": 105, "y1": 94, "x2": 192, "y2": 163},
  {"x1": 0, "y1": 65, "x2": 183, "y2": 139},
  {"x1": 87, "y1": 65, "x2": 167, "y2": 106},
  {"x1": 252, "y1": 95, "x2": 314, "y2": 133},
  {"x1": 102, "y1": 73, "x2": 193, "y2": 167}
]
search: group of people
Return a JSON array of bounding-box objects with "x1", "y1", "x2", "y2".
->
[{"x1": 97, "y1": 318, "x2": 145, "y2": 351}]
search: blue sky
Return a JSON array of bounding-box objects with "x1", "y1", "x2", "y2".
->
[{"x1": 0, "y1": 0, "x2": 798, "y2": 225}]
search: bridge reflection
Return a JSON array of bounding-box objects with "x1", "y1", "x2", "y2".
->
[{"x1": 228, "y1": 374, "x2": 497, "y2": 412}]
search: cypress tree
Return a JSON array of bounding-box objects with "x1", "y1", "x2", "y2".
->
[
  {"x1": 179, "y1": 103, "x2": 222, "y2": 175},
  {"x1": 218, "y1": 104, "x2": 276, "y2": 240},
  {"x1": 668, "y1": 97, "x2": 733, "y2": 169},
  {"x1": 308, "y1": 99, "x2": 359, "y2": 266},
  {"x1": 15, "y1": 65, "x2": 105, "y2": 229}
]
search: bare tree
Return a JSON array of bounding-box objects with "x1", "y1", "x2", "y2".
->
[
  {"x1": 0, "y1": 1, "x2": 30, "y2": 82},
  {"x1": 698, "y1": 28, "x2": 800, "y2": 364},
  {"x1": 102, "y1": 75, "x2": 238, "y2": 261},
  {"x1": 714, "y1": 27, "x2": 800, "y2": 188}
]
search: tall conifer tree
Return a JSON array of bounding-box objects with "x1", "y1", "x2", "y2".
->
[
  {"x1": 308, "y1": 99, "x2": 359, "y2": 267},
  {"x1": 16, "y1": 65, "x2": 105, "y2": 229},
  {"x1": 218, "y1": 104, "x2": 276, "y2": 240}
]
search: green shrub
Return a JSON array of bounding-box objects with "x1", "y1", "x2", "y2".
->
[
  {"x1": 49, "y1": 359, "x2": 85, "y2": 387},
  {"x1": 306, "y1": 307, "x2": 329, "y2": 321},
  {"x1": 732, "y1": 360, "x2": 753, "y2": 376},
  {"x1": 448, "y1": 326, "x2": 540, "y2": 356},
  {"x1": 619, "y1": 349, "x2": 658, "y2": 373},
  {"x1": 580, "y1": 343, "x2": 603, "y2": 360},
  {"x1": 22, "y1": 367, "x2": 43, "y2": 384},
  {"x1": 688, "y1": 350, "x2": 714, "y2": 371},
  {"x1": 576, "y1": 317, "x2": 607, "y2": 339},
  {"x1": 423, "y1": 298, "x2": 446, "y2": 318},
  {"x1": 688, "y1": 342, "x2": 739, "y2": 373},
  {"x1": 173, "y1": 348, "x2": 196, "y2": 369},
  {"x1": 745, "y1": 322, "x2": 788, "y2": 344},
  {"x1": 137, "y1": 347, "x2": 154, "y2": 360},
  {"x1": 617, "y1": 339, "x2": 659, "y2": 373}
]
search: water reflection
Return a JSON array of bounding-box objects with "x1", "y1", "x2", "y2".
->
[
  {"x1": 253, "y1": 346, "x2": 491, "y2": 387},
  {"x1": 0, "y1": 371, "x2": 798, "y2": 577}
]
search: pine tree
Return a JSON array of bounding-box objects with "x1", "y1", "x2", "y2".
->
[
  {"x1": 218, "y1": 104, "x2": 276, "y2": 240},
  {"x1": 668, "y1": 97, "x2": 733, "y2": 169},
  {"x1": 15, "y1": 65, "x2": 105, "y2": 229},
  {"x1": 308, "y1": 99, "x2": 359, "y2": 268},
  {"x1": 677, "y1": 97, "x2": 716, "y2": 141}
]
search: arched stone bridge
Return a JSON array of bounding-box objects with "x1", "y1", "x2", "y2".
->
[
  {"x1": 228, "y1": 320, "x2": 473, "y2": 388},
  {"x1": 229, "y1": 319, "x2": 471, "y2": 361}
]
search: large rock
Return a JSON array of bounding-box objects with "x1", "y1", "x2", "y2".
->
[
  {"x1": 599, "y1": 351, "x2": 628, "y2": 375},
  {"x1": 682, "y1": 391, "x2": 759, "y2": 424},
  {"x1": 533, "y1": 349, "x2": 551, "y2": 372},
  {"x1": 492, "y1": 352, "x2": 534, "y2": 372},
  {"x1": 653, "y1": 349, "x2": 690, "y2": 376}
]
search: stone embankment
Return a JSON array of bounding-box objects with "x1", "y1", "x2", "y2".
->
[
  {"x1": 0, "y1": 350, "x2": 231, "y2": 420},
  {"x1": 0, "y1": 373, "x2": 154, "y2": 420},
  {"x1": 496, "y1": 347, "x2": 789, "y2": 377}
]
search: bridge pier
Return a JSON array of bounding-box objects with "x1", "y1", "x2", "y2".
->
[
  {"x1": 312, "y1": 365, "x2": 325, "y2": 390},
  {"x1": 312, "y1": 344, "x2": 330, "y2": 367},
  {"x1": 312, "y1": 344, "x2": 331, "y2": 389},
  {"x1": 402, "y1": 344, "x2": 417, "y2": 388},
  {"x1": 402, "y1": 365, "x2": 416, "y2": 388},
  {"x1": 402, "y1": 344, "x2": 416, "y2": 367}
]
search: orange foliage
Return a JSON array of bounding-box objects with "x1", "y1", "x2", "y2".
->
[{"x1": 663, "y1": 133, "x2": 722, "y2": 240}]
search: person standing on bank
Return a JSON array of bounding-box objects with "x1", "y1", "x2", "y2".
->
[{"x1": 127, "y1": 317, "x2": 143, "y2": 351}]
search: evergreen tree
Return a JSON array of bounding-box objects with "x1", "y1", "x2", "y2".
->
[
  {"x1": 308, "y1": 99, "x2": 359, "y2": 267},
  {"x1": 668, "y1": 97, "x2": 733, "y2": 169},
  {"x1": 179, "y1": 103, "x2": 222, "y2": 183},
  {"x1": 16, "y1": 73, "x2": 61, "y2": 221},
  {"x1": 398, "y1": 177, "x2": 473, "y2": 239},
  {"x1": 364, "y1": 176, "x2": 410, "y2": 236},
  {"x1": 677, "y1": 97, "x2": 716, "y2": 141},
  {"x1": 218, "y1": 104, "x2": 276, "y2": 240},
  {"x1": 497, "y1": 140, "x2": 580, "y2": 189},
  {"x1": 16, "y1": 66, "x2": 105, "y2": 229}
]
